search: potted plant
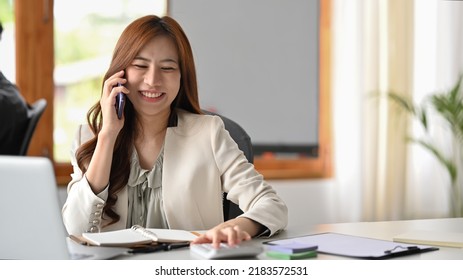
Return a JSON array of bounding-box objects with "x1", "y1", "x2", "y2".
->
[{"x1": 388, "y1": 75, "x2": 463, "y2": 217}]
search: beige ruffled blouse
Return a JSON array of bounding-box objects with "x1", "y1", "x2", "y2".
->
[{"x1": 126, "y1": 146, "x2": 168, "y2": 229}]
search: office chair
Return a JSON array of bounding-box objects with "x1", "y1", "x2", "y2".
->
[
  {"x1": 203, "y1": 110, "x2": 254, "y2": 220},
  {"x1": 19, "y1": 98, "x2": 47, "y2": 155}
]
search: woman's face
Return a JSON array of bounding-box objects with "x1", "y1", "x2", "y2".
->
[{"x1": 125, "y1": 35, "x2": 181, "y2": 120}]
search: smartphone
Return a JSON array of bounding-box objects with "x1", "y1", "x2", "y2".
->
[{"x1": 115, "y1": 83, "x2": 125, "y2": 119}]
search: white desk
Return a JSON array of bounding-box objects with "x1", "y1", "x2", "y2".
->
[{"x1": 116, "y1": 218, "x2": 463, "y2": 260}]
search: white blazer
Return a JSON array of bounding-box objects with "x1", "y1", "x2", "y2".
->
[{"x1": 62, "y1": 110, "x2": 288, "y2": 236}]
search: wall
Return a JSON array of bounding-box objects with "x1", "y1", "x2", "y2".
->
[
  {"x1": 270, "y1": 179, "x2": 342, "y2": 227},
  {"x1": 169, "y1": 0, "x2": 320, "y2": 149}
]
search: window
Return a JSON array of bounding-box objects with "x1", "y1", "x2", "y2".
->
[{"x1": 0, "y1": 0, "x2": 15, "y2": 82}]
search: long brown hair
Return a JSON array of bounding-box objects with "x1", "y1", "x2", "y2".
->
[{"x1": 75, "y1": 15, "x2": 202, "y2": 226}]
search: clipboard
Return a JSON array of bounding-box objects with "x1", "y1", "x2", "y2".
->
[{"x1": 264, "y1": 232, "x2": 439, "y2": 259}]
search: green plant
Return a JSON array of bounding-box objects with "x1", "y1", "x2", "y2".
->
[
  {"x1": 0, "y1": 0, "x2": 14, "y2": 22},
  {"x1": 388, "y1": 75, "x2": 463, "y2": 217}
]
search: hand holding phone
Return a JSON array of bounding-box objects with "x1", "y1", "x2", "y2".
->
[{"x1": 115, "y1": 83, "x2": 125, "y2": 119}]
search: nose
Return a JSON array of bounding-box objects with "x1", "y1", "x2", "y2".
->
[{"x1": 144, "y1": 67, "x2": 161, "y2": 87}]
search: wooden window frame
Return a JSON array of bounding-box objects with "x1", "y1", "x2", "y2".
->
[
  {"x1": 14, "y1": 0, "x2": 54, "y2": 161},
  {"x1": 15, "y1": 0, "x2": 332, "y2": 185},
  {"x1": 253, "y1": 0, "x2": 333, "y2": 179}
]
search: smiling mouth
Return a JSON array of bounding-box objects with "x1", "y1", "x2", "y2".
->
[{"x1": 140, "y1": 91, "x2": 164, "y2": 98}]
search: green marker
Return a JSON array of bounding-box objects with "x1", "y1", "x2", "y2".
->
[{"x1": 266, "y1": 250, "x2": 317, "y2": 260}]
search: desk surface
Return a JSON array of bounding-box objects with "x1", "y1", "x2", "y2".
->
[{"x1": 116, "y1": 218, "x2": 463, "y2": 260}]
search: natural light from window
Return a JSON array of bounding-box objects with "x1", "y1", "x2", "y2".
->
[{"x1": 0, "y1": 0, "x2": 15, "y2": 83}]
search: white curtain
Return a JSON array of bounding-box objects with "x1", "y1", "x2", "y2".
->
[
  {"x1": 406, "y1": 0, "x2": 463, "y2": 219},
  {"x1": 331, "y1": 0, "x2": 463, "y2": 222},
  {"x1": 331, "y1": 0, "x2": 364, "y2": 222}
]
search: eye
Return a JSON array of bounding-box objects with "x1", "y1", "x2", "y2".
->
[
  {"x1": 133, "y1": 64, "x2": 148, "y2": 69},
  {"x1": 161, "y1": 66, "x2": 176, "y2": 71}
]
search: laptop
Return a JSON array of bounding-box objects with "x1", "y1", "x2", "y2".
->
[{"x1": 0, "y1": 155, "x2": 127, "y2": 260}]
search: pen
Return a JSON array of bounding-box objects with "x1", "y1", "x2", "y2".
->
[
  {"x1": 166, "y1": 242, "x2": 190, "y2": 250},
  {"x1": 129, "y1": 242, "x2": 190, "y2": 254},
  {"x1": 129, "y1": 244, "x2": 166, "y2": 254}
]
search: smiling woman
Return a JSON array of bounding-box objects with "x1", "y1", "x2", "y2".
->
[
  {"x1": 125, "y1": 36, "x2": 181, "y2": 123},
  {"x1": 11, "y1": 0, "x2": 168, "y2": 183},
  {"x1": 62, "y1": 15, "x2": 288, "y2": 247},
  {"x1": 53, "y1": 0, "x2": 168, "y2": 163}
]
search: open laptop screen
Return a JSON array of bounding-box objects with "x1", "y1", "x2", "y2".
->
[{"x1": 0, "y1": 156, "x2": 70, "y2": 259}]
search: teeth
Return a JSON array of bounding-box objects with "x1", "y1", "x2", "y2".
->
[{"x1": 141, "y1": 91, "x2": 163, "y2": 98}]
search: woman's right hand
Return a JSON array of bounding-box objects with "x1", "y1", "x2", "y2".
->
[
  {"x1": 99, "y1": 70, "x2": 129, "y2": 138},
  {"x1": 84, "y1": 70, "x2": 129, "y2": 194}
]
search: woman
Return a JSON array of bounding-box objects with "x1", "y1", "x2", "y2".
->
[{"x1": 62, "y1": 15, "x2": 287, "y2": 247}]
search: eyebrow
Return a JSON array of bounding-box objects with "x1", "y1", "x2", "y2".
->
[{"x1": 133, "y1": 56, "x2": 178, "y2": 64}]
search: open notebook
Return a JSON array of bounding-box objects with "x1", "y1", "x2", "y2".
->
[{"x1": 0, "y1": 156, "x2": 127, "y2": 260}]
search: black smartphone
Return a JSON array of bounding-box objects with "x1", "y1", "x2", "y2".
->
[{"x1": 115, "y1": 83, "x2": 125, "y2": 119}]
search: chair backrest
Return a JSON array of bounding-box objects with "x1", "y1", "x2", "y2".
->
[
  {"x1": 203, "y1": 110, "x2": 254, "y2": 220},
  {"x1": 19, "y1": 98, "x2": 47, "y2": 155}
]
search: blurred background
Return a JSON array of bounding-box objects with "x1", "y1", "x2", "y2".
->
[{"x1": 2, "y1": 0, "x2": 463, "y2": 228}]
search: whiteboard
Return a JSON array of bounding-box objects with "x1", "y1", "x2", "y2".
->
[{"x1": 170, "y1": 0, "x2": 319, "y2": 155}]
